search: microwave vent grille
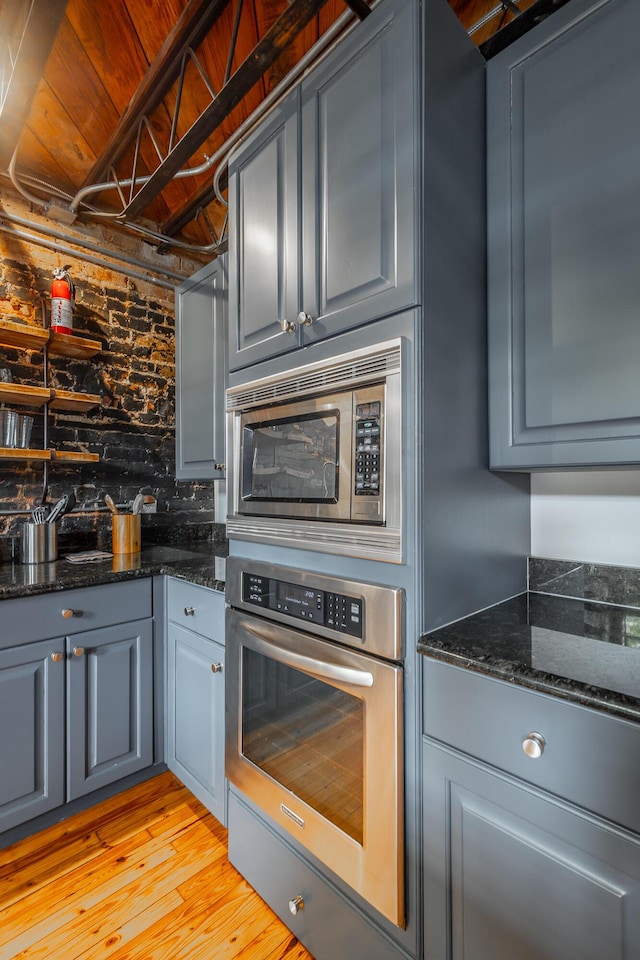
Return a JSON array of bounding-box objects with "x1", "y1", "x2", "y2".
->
[{"x1": 228, "y1": 342, "x2": 401, "y2": 411}]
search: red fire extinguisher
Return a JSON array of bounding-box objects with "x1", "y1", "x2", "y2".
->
[{"x1": 50, "y1": 266, "x2": 75, "y2": 334}]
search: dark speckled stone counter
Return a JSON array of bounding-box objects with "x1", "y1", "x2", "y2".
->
[
  {"x1": 0, "y1": 540, "x2": 228, "y2": 599},
  {"x1": 419, "y1": 558, "x2": 640, "y2": 724}
]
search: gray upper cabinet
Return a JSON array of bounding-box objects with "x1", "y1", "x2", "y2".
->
[
  {"x1": 227, "y1": 93, "x2": 302, "y2": 370},
  {"x1": 488, "y1": 0, "x2": 640, "y2": 469},
  {"x1": 228, "y1": 0, "x2": 417, "y2": 371},
  {"x1": 175, "y1": 256, "x2": 227, "y2": 479},
  {"x1": 299, "y1": 0, "x2": 417, "y2": 346}
]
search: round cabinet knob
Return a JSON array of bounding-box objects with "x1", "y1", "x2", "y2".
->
[
  {"x1": 296, "y1": 311, "x2": 313, "y2": 326},
  {"x1": 211, "y1": 662, "x2": 224, "y2": 674},
  {"x1": 72, "y1": 646, "x2": 85, "y2": 658},
  {"x1": 61, "y1": 608, "x2": 76, "y2": 619},
  {"x1": 280, "y1": 318, "x2": 296, "y2": 334},
  {"x1": 521, "y1": 732, "x2": 545, "y2": 759},
  {"x1": 288, "y1": 895, "x2": 304, "y2": 915},
  {"x1": 184, "y1": 606, "x2": 195, "y2": 617},
  {"x1": 50, "y1": 651, "x2": 64, "y2": 663}
]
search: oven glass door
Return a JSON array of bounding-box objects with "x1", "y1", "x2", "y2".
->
[
  {"x1": 242, "y1": 645, "x2": 365, "y2": 843},
  {"x1": 226, "y1": 607, "x2": 404, "y2": 926},
  {"x1": 238, "y1": 393, "x2": 354, "y2": 521}
]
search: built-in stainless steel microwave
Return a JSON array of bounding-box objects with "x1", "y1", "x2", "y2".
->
[{"x1": 226, "y1": 339, "x2": 403, "y2": 562}]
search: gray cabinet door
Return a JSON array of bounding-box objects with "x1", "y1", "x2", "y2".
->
[
  {"x1": 228, "y1": 0, "x2": 418, "y2": 370},
  {"x1": 422, "y1": 739, "x2": 640, "y2": 960},
  {"x1": 67, "y1": 618, "x2": 154, "y2": 800},
  {"x1": 175, "y1": 255, "x2": 227, "y2": 479},
  {"x1": 488, "y1": 0, "x2": 640, "y2": 468},
  {"x1": 166, "y1": 621, "x2": 226, "y2": 826},
  {"x1": 300, "y1": 0, "x2": 417, "y2": 343},
  {"x1": 228, "y1": 91, "x2": 302, "y2": 371},
  {"x1": 0, "y1": 639, "x2": 65, "y2": 833}
]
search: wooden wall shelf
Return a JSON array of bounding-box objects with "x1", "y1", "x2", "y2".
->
[
  {"x1": 0, "y1": 383, "x2": 50, "y2": 407},
  {"x1": 0, "y1": 320, "x2": 102, "y2": 358},
  {"x1": 50, "y1": 390, "x2": 101, "y2": 412},
  {"x1": 48, "y1": 332, "x2": 102, "y2": 359},
  {"x1": 0, "y1": 318, "x2": 102, "y2": 467},
  {"x1": 0, "y1": 448, "x2": 51, "y2": 461},
  {"x1": 0, "y1": 319, "x2": 49, "y2": 351},
  {"x1": 51, "y1": 450, "x2": 100, "y2": 463}
]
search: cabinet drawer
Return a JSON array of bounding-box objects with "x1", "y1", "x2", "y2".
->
[
  {"x1": 423, "y1": 658, "x2": 640, "y2": 835},
  {"x1": 0, "y1": 579, "x2": 152, "y2": 650},
  {"x1": 228, "y1": 791, "x2": 407, "y2": 960},
  {"x1": 167, "y1": 577, "x2": 224, "y2": 642}
]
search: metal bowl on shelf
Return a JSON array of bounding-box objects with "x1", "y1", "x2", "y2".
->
[
  {"x1": 0, "y1": 409, "x2": 18, "y2": 447},
  {"x1": 0, "y1": 410, "x2": 33, "y2": 448}
]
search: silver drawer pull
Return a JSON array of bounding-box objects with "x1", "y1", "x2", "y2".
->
[
  {"x1": 72, "y1": 646, "x2": 85, "y2": 658},
  {"x1": 521, "y1": 732, "x2": 545, "y2": 759},
  {"x1": 288, "y1": 895, "x2": 304, "y2": 915},
  {"x1": 184, "y1": 606, "x2": 195, "y2": 617},
  {"x1": 211, "y1": 662, "x2": 223, "y2": 674},
  {"x1": 50, "y1": 651, "x2": 64, "y2": 663},
  {"x1": 280, "y1": 318, "x2": 296, "y2": 334},
  {"x1": 61, "y1": 608, "x2": 76, "y2": 619},
  {"x1": 296, "y1": 311, "x2": 314, "y2": 326}
]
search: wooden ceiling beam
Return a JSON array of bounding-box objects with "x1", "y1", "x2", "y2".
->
[
  {"x1": 0, "y1": 0, "x2": 68, "y2": 170},
  {"x1": 81, "y1": 0, "x2": 233, "y2": 188},
  {"x1": 122, "y1": 0, "x2": 332, "y2": 220}
]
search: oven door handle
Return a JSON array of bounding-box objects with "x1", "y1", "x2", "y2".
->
[{"x1": 244, "y1": 623, "x2": 374, "y2": 688}]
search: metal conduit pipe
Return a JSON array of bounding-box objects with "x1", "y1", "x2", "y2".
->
[
  {"x1": 0, "y1": 209, "x2": 188, "y2": 283},
  {"x1": 0, "y1": 219, "x2": 180, "y2": 290}
]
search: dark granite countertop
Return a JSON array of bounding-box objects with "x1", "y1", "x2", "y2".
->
[
  {"x1": 0, "y1": 540, "x2": 228, "y2": 599},
  {"x1": 419, "y1": 589, "x2": 640, "y2": 724}
]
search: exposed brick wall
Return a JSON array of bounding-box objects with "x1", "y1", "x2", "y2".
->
[{"x1": 0, "y1": 197, "x2": 215, "y2": 545}]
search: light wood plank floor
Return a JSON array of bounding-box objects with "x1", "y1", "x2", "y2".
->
[{"x1": 0, "y1": 772, "x2": 314, "y2": 960}]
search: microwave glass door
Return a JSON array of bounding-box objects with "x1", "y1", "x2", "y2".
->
[
  {"x1": 242, "y1": 646, "x2": 364, "y2": 842},
  {"x1": 242, "y1": 411, "x2": 340, "y2": 503}
]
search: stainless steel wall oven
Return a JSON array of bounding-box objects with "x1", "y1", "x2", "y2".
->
[
  {"x1": 226, "y1": 339, "x2": 404, "y2": 562},
  {"x1": 225, "y1": 557, "x2": 405, "y2": 927}
]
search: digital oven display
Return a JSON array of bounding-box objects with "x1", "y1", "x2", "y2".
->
[{"x1": 242, "y1": 573, "x2": 363, "y2": 639}]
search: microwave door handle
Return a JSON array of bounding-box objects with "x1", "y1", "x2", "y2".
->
[{"x1": 244, "y1": 623, "x2": 374, "y2": 689}]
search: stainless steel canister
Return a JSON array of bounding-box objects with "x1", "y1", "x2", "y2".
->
[{"x1": 21, "y1": 522, "x2": 58, "y2": 564}]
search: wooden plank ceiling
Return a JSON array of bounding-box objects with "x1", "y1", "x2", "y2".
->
[{"x1": 0, "y1": 0, "x2": 566, "y2": 257}]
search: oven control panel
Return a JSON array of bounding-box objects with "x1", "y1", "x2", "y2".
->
[{"x1": 243, "y1": 573, "x2": 363, "y2": 639}]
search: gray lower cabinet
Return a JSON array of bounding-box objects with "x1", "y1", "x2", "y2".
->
[
  {"x1": 0, "y1": 638, "x2": 65, "y2": 832},
  {"x1": 175, "y1": 255, "x2": 227, "y2": 479},
  {"x1": 229, "y1": 790, "x2": 410, "y2": 960},
  {"x1": 166, "y1": 578, "x2": 226, "y2": 825},
  {"x1": 0, "y1": 579, "x2": 154, "y2": 834},
  {"x1": 422, "y1": 659, "x2": 640, "y2": 959},
  {"x1": 487, "y1": 0, "x2": 640, "y2": 468},
  {"x1": 66, "y1": 618, "x2": 154, "y2": 800},
  {"x1": 227, "y1": 0, "x2": 417, "y2": 371},
  {"x1": 422, "y1": 741, "x2": 640, "y2": 960}
]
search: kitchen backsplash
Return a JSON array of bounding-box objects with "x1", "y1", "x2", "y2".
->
[
  {"x1": 0, "y1": 227, "x2": 214, "y2": 544},
  {"x1": 529, "y1": 557, "x2": 640, "y2": 608}
]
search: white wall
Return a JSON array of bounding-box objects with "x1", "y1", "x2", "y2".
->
[{"x1": 531, "y1": 471, "x2": 640, "y2": 567}]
